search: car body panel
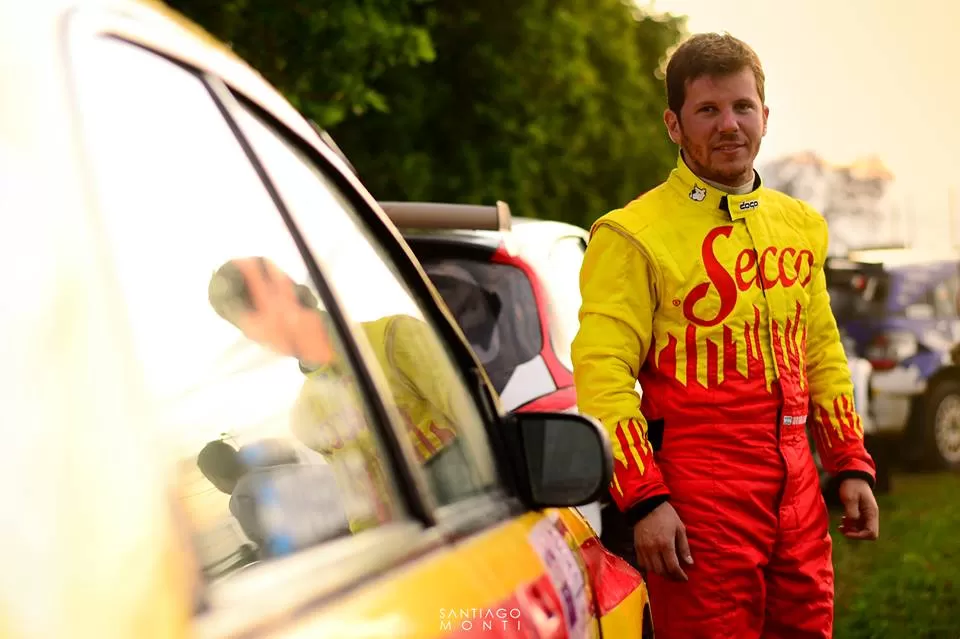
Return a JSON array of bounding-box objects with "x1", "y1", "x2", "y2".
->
[
  {"x1": 268, "y1": 508, "x2": 647, "y2": 639},
  {"x1": 262, "y1": 512, "x2": 600, "y2": 639}
]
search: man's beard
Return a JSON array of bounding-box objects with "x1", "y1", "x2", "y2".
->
[{"x1": 680, "y1": 134, "x2": 757, "y2": 187}]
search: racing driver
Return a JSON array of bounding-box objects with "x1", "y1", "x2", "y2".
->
[{"x1": 572, "y1": 33, "x2": 879, "y2": 638}]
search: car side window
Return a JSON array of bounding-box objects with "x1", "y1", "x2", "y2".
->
[
  {"x1": 546, "y1": 236, "x2": 588, "y2": 371},
  {"x1": 420, "y1": 256, "x2": 541, "y2": 396},
  {"x1": 72, "y1": 36, "x2": 404, "y2": 586},
  {"x1": 230, "y1": 103, "x2": 500, "y2": 509}
]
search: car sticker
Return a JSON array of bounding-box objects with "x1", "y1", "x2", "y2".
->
[
  {"x1": 550, "y1": 514, "x2": 594, "y2": 605},
  {"x1": 528, "y1": 515, "x2": 590, "y2": 639}
]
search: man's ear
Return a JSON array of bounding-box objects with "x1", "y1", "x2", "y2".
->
[
  {"x1": 664, "y1": 109, "x2": 682, "y2": 145},
  {"x1": 762, "y1": 104, "x2": 770, "y2": 137}
]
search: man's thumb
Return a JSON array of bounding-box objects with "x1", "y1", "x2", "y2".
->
[{"x1": 676, "y1": 525, "x2": 693, "y2": 565}]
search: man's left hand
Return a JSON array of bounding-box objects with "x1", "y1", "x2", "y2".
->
[{"x1": 838, "y1": 478, "x2": 880, "y2": 540}]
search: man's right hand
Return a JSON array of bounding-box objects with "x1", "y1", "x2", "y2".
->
[{"x1": 633, "y1": 502, "x2": 693, "y2": 581}]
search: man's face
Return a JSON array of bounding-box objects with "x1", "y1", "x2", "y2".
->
[
  {"x1": 664, "y1": 67, "x2": 769, "y2": 187},
  {"x1": 232, "y1": 299, "x2": 333, "y2": 366},
  {"x1": 211, "y1": 258, "x2": 334, "y2": 366}
]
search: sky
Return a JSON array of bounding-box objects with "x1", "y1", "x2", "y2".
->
[{"x1": 643, "y1": 0, "x2": 960, "y2": 247}]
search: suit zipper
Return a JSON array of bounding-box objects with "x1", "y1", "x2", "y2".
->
[{"x1": 753, "y1": 245, "x2": 789, "y2": 514}]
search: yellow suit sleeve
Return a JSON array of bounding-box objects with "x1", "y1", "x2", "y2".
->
[
  {"x1": 571, "y1": 223, "x2": 670, "y2": 519},
  {"x1": 805, "y1": 217, "x2": 876, "y2": 484}
]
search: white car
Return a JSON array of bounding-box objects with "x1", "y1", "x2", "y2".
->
[{"x1": 381, "y1": 201, "x2": 609, "y2": 532}]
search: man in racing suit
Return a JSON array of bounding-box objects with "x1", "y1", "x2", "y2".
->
[
  {"x1": 572, "y1": 33, "x2": 879, "y2": 638},
  {"x1": 207, "y1": 256, "x2": 476, "y2": 513}
]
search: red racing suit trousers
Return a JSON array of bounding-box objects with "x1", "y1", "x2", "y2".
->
[{"x1": 645, "y1": 385, "x2": 833, "y2": 639}]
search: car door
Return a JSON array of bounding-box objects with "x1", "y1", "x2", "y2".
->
[
  {"x1": 66, "y1": 25, "x2": 501, "y2": 639},
  {"x1": 67, "y1": 15, "x2": 604, "y2": 639},
  {"x1": 228, "y1": 100, "x2": 602, "y2": 639}
]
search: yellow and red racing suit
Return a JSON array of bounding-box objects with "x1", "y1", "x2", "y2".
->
[
  {"x1": 572, "y1": 155, "x2": 875, "y2": 639},
  {"x1": 292, "y1": 314, "x2": 467, "y2": 525},
  {"x1": 293, "y1": 314, "x2": 459, "y2": 464}
]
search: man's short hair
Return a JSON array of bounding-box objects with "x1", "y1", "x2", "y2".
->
[{"x1": 665, "y1": 32, "x2": 765, "y2": 115}]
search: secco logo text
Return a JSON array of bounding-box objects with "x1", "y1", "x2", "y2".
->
[
  {"x1": 739, "y1": 199, "x2": 759, "y2": 211},
  {"x1": 682, "y1": 225, "x2": 814, "y2": 327}
]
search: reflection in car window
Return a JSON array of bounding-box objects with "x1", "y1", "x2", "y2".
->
[
  {"x1": 421, "y1": 258, "x2": 541, "y2": 394},
  {"x1": 232, "y1": 104, "x2": 500, "y2": 508},
  {"x1": 546, "y1": 236, "x2": 587, "y2": 371},
  {"x1": 73, "y1": 37, "x2": 401, "y2": 584}
]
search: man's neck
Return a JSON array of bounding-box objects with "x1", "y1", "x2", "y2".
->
[{"x1": 702, "y1": 175, "x2": 755, "y2": 195}]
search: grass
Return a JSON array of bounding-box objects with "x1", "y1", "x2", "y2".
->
[{"x1": 832, "y1": 472, "x2": 960, "y2": 638}]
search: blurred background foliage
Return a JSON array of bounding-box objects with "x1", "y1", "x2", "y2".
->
[{"x1": 165, "y1": 0, "x2": 686, "y2": 228}]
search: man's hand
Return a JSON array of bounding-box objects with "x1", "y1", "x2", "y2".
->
[
  {"x1": 633, "y1": 502, "x2": 693, "y2": 581},
  {"x1": 838, "y1": 478, "x2": 880, "y2": 540}
]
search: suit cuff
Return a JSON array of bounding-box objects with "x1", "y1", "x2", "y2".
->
[
  {"x1": 835, "y1": 470, "x2": 876, "y2": 490},
  {"x1": 623, "y1": 493, "x2": 671, "y2": 527}
]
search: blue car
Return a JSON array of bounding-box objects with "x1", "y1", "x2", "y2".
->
[{"x1": 826, "y1": 253, "x2": 960, "y2": 471}]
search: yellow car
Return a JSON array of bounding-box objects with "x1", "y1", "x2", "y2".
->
[{"x1": 0, "y1": 0, "x2": 652, "y2": 637}]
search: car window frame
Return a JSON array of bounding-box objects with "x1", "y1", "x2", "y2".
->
[
  {"x1": 222, "y1": 94, "x2": 528, "y2": 534},
  {"x1": 61, "y1": 11, "x2": 470, "y2": 631}
]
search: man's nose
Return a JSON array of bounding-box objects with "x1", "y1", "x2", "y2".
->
[{"x1": 717, "y1": 108, "x2": 739, "y2": 132}]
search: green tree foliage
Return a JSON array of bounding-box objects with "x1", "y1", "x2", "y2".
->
[
  {"x1": 330, "y1": 1, "x2": 685, "y2": 227},
  {"x1": 165, "y1": 0, "x2": 437, "y2": 128},
  {"x1": 166, "y1": 0, "x2": 685, "y2": 228}
]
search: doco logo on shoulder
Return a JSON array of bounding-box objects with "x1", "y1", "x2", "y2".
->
[
  {"x1": 738, "y1": 200, "x2": 759, "y2": 211},
  {"x1": 682, "y1": 225, "x2": 814, "y2": 327}
]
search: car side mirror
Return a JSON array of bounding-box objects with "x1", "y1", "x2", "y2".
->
[{"x1": 503, "y1": 412, "x2": 613, "y2": 508}]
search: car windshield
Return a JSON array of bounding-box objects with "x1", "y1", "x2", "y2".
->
[{"x1": 420, "y1": 257, "x2": 542, "y2": 394}]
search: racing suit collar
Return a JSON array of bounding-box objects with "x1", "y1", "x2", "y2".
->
[{"x1": 669, "y1": 153, "x2": 764, "y2": 221}]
